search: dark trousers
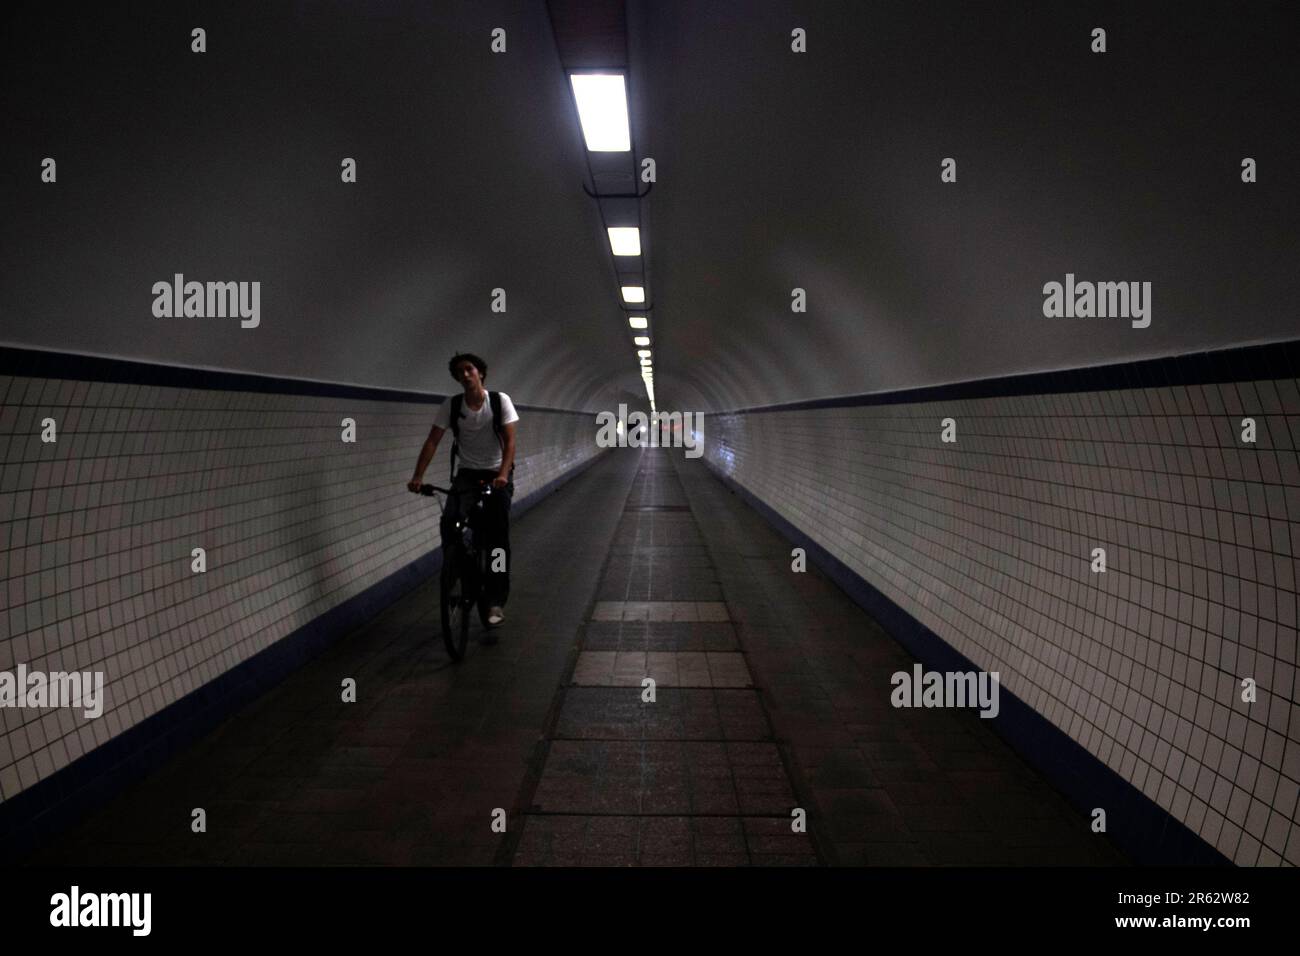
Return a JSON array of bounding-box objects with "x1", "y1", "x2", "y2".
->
[{"x1": 440, "y1": 468, "x2": 513, "y2": 606}]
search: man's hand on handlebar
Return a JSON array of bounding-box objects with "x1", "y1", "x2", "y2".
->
[{"x1": 407, "y1": 476, "x2": 502, "y2": 495}]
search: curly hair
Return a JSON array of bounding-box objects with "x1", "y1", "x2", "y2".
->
[{"x1": 447, "y1": 352, "x2": 488, "y2": 383}]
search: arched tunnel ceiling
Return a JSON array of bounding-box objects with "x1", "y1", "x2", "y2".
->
[
  {"x1": 633, "y1": 0, "x2": 1300, "y2": 412},
  {"x1": 1, "y1": 1, "x2": 640, "y2": 411},
  {"x1": 3, "y1": 1, "x2": 1297, "y2": 415}
]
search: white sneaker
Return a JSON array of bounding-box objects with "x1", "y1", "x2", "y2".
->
[{"x1": 488, "y1": 606, "x2": 505, "y2": 626}]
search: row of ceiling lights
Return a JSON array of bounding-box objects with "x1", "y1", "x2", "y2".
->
[{"x1": 568, "y1": 74, "x2": 655, "y2": 411}]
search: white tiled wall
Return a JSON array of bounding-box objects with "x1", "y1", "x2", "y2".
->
[
  {"x1": 706, "y1": 379, "x2": 1300, "y2": 866},
  {"x1": 0, "y1": 375, "x2": 601, "y2": 803}
]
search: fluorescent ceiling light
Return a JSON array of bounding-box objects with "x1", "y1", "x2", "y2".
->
[
  {"x1": 637, "y1": 349, "x2": 652, "y2": 358},
  {"x1": 628, "y1": 316, "x2": 648, "y2": 329},
  {"x1": 633, "y1": 336, "x2": 650, "y2": 346},
  {"x1": 640, "y1": 356, "x2": 652, "y2": 365},
  {"x1": 607, "y1": 227, "x2": 641, "y2": 256},
  {"x1": 621, "y1": 286, "x2": 645, "y2": 303},
  {"x1": 569, "y1": 74, "x2": 630, "y2": 152}
]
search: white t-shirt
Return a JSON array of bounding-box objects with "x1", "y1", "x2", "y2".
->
[{"x1": 432, "y1": 391, "x2": 519, "y2": 471}]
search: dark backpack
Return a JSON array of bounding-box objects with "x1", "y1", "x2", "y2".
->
[{"x1": 448, "y1": 391, "x2": 512, "y2": 480}]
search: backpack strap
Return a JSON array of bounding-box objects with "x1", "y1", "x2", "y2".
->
[
  {"x1": 448, "y1": 393, "x2": 464, "y2": 481},
  {"x1": 489, "y1": 391, "x2": 514, "y2": 480}
]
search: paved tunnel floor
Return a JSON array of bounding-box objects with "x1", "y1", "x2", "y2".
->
[{"x1": 23, "y1": 449, "x2": 1125, "y2": 866}]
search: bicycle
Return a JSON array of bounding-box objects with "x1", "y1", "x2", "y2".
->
[{"x1": 415, "y1": 481, "x2": 495, "y2": 660}]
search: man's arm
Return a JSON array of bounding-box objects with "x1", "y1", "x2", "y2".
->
[
  {"x1": 493, "y1": 422, "x2": 517, "y2": 487},
  {"x1": 408, "y1": 423, "x2": 446, "y2": 490}
]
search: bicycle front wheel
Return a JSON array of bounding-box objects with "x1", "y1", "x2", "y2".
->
[{"x1": 440, "y1": 557, "x2": 471, "y2": 660}]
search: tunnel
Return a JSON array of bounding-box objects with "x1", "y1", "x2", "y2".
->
[{"x1": 0, "y1": 0, "x2": 1297, "y2": 933}]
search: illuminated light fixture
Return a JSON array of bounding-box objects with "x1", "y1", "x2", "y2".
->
[
  {"x1": 628, "y1": 316, "x2": 648, "y2": 329},
  {"x1": 637, "y1": 349, "x2": 651, "y2": 358},
  {"x1": 569, "y1": 74, "x2": 630, "y2": 151},
  {"x1": 607, "y1": 227, "x2": 641, "y2": 256},
  {"x1": 633, "y1": 336, "x2": 650, "y2": 346},
  {"x1": 640, "y1": 356, "x2": 652, "y2": 365},
  {"x1": 621, "y1": 286, "x2": 645, "y2": 303}
]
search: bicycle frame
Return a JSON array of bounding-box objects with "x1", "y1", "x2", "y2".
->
[
  {"x1": 417, "y1": 481, "x2": 496, "y2": 658},
  {"x1": 419, "y1": 482, "x2": 493, "y2": 546}
]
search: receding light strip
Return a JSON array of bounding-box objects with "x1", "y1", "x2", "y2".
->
[
  {"x1": 607, "y1": 227, "x2": 641, "y2": 257},
  {"x1": 569, "y1": 74, "x2": 631, "y2": 152}
]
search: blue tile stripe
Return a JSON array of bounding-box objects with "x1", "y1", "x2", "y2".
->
[
  {"x1": 714, "y1": 337, "x2": 1300, "y2": 416},
  {"x1": 704, "y1": 461, "x2": 1231, "y2": 866},
  {"x1": 0, "y1": 344, "x2": 597, "y2": 415},
  {"x1": 0, "y1": 447, "x2": 609, "y2": 861}
]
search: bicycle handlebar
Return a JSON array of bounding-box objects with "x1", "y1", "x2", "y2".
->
[{"x1": 415, "y1": 482, "x2": 492, "y2": 497}]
